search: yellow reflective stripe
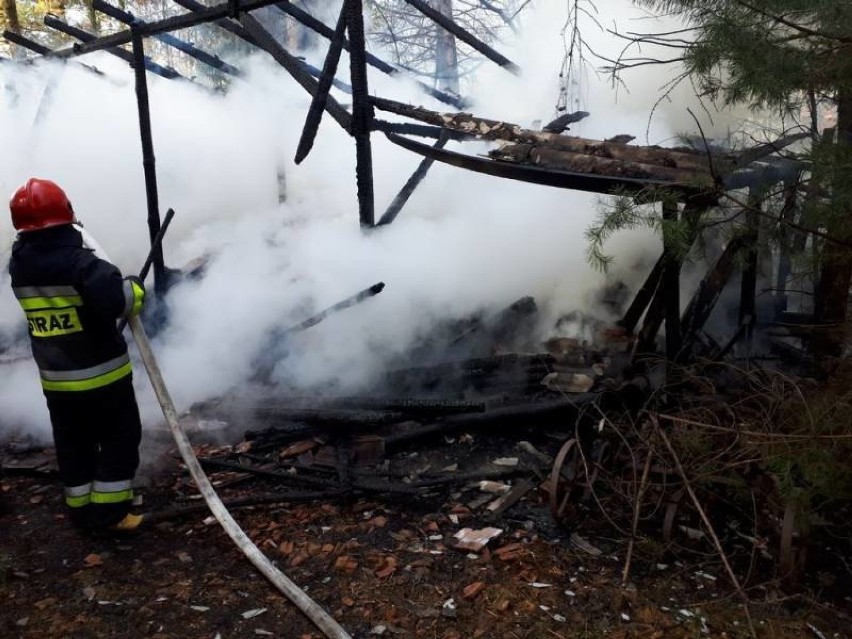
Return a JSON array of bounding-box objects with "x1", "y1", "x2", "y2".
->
[
  {"x1": 130, "y1": 282, "x2": 144, "y2": 316},
  {"x1": 18, "y1": 295, "x2": 83, "y2": 310},
  {"x1": 41, "y1": 361, "x2": 132, "y2": 392},
  {"x1": 90, "y1": 489, "x2": 133, "y2": 504},
  {"x1": 66, "y1": 494, "x2": 91, "y2": 508}
]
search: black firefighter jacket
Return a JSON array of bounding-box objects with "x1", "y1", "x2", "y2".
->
[{"x1": 8, "y1": 225, "x2": 135, "y2": 392}]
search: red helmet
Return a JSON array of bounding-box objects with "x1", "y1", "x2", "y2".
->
[{"x1": 10, "y1": 178, "x2": 74, "y2": 232}]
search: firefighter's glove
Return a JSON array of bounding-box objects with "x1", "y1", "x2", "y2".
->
[{"x1": 122, "y1": 276, "x2": 146, "y2": 318}]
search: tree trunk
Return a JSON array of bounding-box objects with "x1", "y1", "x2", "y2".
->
[
  {"x1": 431, "y1": 0, "x2": 459, "y2": 95},
  {"x1": 2, "y1": 0, "x2": 20, "y2": 33},
  {"x1": 814, "y1": 91, "x2": 852, "y2": 356}
]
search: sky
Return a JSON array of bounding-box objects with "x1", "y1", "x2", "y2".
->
[{"x1": 0, "y1": 0, "x2": 739, "y2": 438}]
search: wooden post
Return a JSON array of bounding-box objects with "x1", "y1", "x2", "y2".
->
[
  {"x1": 738, "y1": 187, "x2": 761, "y2": 361},
  {"x1": 662, "y1": 201, "x2": 682, "y2": 367},
  {"x1": 345, "y1": 0, "x2": 375, "y2": 228},
  {"x1": 130, "y1": 28, "x2": 166, "y2": 295}
]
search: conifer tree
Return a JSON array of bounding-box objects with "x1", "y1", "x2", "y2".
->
[{"x1": 637, "y1": 0, "x2": 852, "y2": 353}]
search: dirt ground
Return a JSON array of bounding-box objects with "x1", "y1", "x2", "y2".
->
[{"x1": 1, "y1": 434, "x2": 850, "y2": 639}]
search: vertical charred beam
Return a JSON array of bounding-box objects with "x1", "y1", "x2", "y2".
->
[
  {"x1": 662, "y1": 201, "x2": 682, "y2": 365},
  {"x1": 377, "y1": 131, "x2": 451, "y2": 226},
  {"x1": 294, "y1": 1, "x2": 348, "y2": 165},
  {"x1": 345, "y1": 0, "x2": 375, "y2": 228},
  {"x1": 400, "y1": 0, "x2": 519, "y2": 74},
  {"x1": 681, "y1": 234, "x2": 749, "y2": 348},
  {"x1": 774, "y1": 179, "x2": 800, "y2": 318},
  {"x1": 636, "y1": 202, "x2": 704, "y2": 356},
  {"x1": 738, "y1": 188, "x2": 761, "y2": 359},
  {"x1": 619, "y1": 254, "x2": 664, "y2": 334},
  {"x1": 131, "y1": 29, "x2": 166, "y2": 295}
]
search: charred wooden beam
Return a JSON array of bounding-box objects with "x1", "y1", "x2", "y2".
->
[
  {"x1": 662, "y1": 200, "x2": 682, "y2": 364},
  {"x1": 273, "y1": 1, "x2": 465, "y2": 108},
  {"x1": 294, "y1": 0, "x2": 348, "y2": 165},
  {"x1": 738, "y1": 189, "x2": 762, "y2": 361},
  {"x1": 43, "y1": 15, "x2": 184, "y2": 81},
  {"x1": 619, "y1": 254, "x2": 664, "y2": 334},
  {"x1": 3, "y1": 30, "x2": 51, "y2": 56},
  {"x1": 636, "y1": 203, "x2": 706, "y2": 354},
  {"x1": 345, "y1": 0, "x2": 375, "y2": 227},
  {"x1": 238, "y1": 12, "x2": 353, "y2": 132},
  {"x1": 252, "y1": 282, "x2": 385, "y2": 383},
  {"x1": 256, "y1": 397, "x2": 486, "y2": 415},
  {"x1": 680, "y1": 234, "x2": 750, "y2": 347},
  {"x1": 496, "y1": 144, "x2": 714, "y2": 186},
  {"x1": 131, "y1": 28, "x2": 167, "y2": 295},
  {"x1": 385, "y1": 132, "x2": 695, "y2": 198},
  {"x1": 400, "y1": 0, "x2": 520, "y2": 74},
  {"x1": 45, "y1": 0, "x2": 285, "y2": 59},
  {"x1": 377, "y1": 130, "x2": 451, "y2": 226},
  {"x1": 93, "y1": 0, "x2": 241, "y2": 77},
  {"x1": 373, "y1": 97, "x2": 723, "y2": 176},
  {"x1": 372, "y1": 119, "x2": 466, "y2": 140}
]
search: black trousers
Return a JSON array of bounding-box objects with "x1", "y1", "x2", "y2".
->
[{"x1": 45, "y1": 375, "x2": 142, "y2": 528}]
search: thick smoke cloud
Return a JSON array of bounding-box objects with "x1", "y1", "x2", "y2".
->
[{"x1": 0, "y1": 1, "x2": 730, "y2": 437}]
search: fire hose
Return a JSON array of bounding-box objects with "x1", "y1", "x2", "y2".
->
[{"x1": 76, "y1": 222, "x2": 352, "y2": 639}]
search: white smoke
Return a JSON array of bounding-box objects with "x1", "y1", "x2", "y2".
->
[{"x1": 0, "y1": 0, "x2": 740, "y2": 437}]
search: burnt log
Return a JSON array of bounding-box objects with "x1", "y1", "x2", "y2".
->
[{"x1": 372, "y1": 97, "x2": 725, "y2": 177}]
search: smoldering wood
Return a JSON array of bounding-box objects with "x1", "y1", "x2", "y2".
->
[
  {"x1": 400, "y1": 0, "x2": 520, "y2": 74},
  {"x1": 252, "y1": 282, "x2": 385, "y2": 383},
  {"x1": 345, "y1": 0, "x2": 376, "y2": 227},
  {"x1": 377, "y1": 130, "x2": 451, "y2": 226},
  {"x1": 272, "y1": 1, "x2": 465, "y2": 108},
  {"x1": 93, "y1": 0, "x2": 241, "y2": 77},
  {"x1": 131, "y1": 28, "x2": 167, "y2": 295},
  {"x1": 43, "y1": 15, "x2": 184, "y2": 81},
  {"x1": 294, "y1": 0, "x2": 348, "y2": 165},
  {"x1": 372, "y1": 97, "x2": 724, "y2": 176},
  {"x1": 253, "y1": 397, "x2": 486, "y2": 416},
  {"x1": 384, "y1": 132, "x2": 707, "y2": 199},
  {"x1": 372, "y1": 119, "x2": 467, "y2": 140},
  {"x1": 501, "y1": 144, "x2": 713, "y2": 186}
]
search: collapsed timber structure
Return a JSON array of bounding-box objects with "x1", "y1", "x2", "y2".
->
[
  {"x1": 2, "y1": 0, "x2": 819, "y2": 368},
  {"x1": 3, "y1": 0, "x2": 848, "y2": 604}
]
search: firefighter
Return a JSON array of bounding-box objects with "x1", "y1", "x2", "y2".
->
[{"x1": 7, "y1": 178, "x2": 146, "y2": 533}]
